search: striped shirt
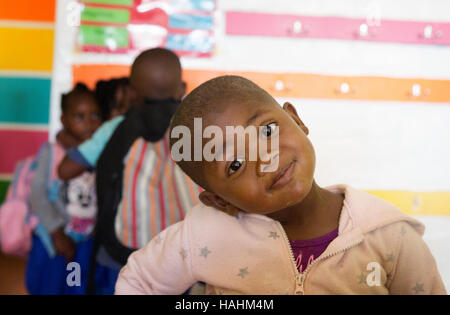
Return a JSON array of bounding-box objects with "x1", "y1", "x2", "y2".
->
[{"x1": 114, "y1": 134, "x2": 202, "y2": 249}]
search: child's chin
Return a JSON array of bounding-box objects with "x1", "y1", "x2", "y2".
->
[
  {"x1": 81, "y1": 135, "x2": 93, "y2": 141},
  {"x1": 278, "y1": 184, "x2": 311, "y2": 206}
]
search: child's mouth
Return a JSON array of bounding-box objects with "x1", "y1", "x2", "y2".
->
[{"x1": 269, "y1": 160, "x2": 296, "y2": 190}]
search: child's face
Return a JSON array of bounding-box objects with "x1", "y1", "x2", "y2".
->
[
  {"x1": 200, "y1": 100, "x2": 316, "y2": 216},
  {"x1": 62, "y1": 95, "x2": 102, "y2": 143}
]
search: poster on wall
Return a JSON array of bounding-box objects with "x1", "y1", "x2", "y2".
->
[{"x1": 73, "y1": 0, "x2": 217, "y2": 57}]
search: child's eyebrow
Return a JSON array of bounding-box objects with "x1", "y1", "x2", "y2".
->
[{"x1": 246, "y1": 109, "x2": 270, "y2": 126}]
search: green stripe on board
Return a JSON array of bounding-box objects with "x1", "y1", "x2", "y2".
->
[
  {"x1": 0, "y1": 77, "x2": 50, "y2": 124},
  {"x1": 81, "y1": 0, "x2": 133, "y2": 6},
  {"x1": 0, "y1": 180, "x2": 10, "y2": 203},
  {"x1": 81, "y1": 6, "x2": 130, "y2": 24},
  {"x1": 78, "y1": 25, "x2": 129, "y2": 48}
]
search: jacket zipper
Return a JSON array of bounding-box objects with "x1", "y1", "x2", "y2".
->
[
  {"x1": 276, "y1": 222, "x2": 304, "y2": 294},
  {"x1": 276, "y1": 221, "x2": 363, "y2": 295}
]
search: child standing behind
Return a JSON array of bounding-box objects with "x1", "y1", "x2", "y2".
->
[
  {"x1": 26, "y1": 83, "x2": 102, "y2": 294},
  {"x1": 57, "y1": 77, "x2": 130, "y2": 181}
]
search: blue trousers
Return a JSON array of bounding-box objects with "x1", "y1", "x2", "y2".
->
[{"x1": 26, "y1": 234, "x2": 94, "y2": 295}]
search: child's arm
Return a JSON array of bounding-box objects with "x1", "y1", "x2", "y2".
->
[
  {"x1": 56, "y1": 129, "x2": 79, "y2": 150},
  {"x1": 58, "y1": 115, "x2": 125, "y2": 180},
  {"x1": 387, "y1": 222, "x2": 447, "y2": 295},
  {"x1": 115, "y1": 220, "x2": 196, "y2": 295},
  {"x1": 30, "y1": 145, "x2": 75, "y2": 261},
  {"x1": 31, "y1": 145, "x2": 67, "y2": 234},
  {"x1": 58, "y1": 155, "x2": 88, "y2": 181}
]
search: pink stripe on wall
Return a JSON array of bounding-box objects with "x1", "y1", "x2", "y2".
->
[
  {"x1": 0, "y1": 129, "x2": 48, "y2": 174},
  {"x1": 226, "y1": 11, "x2": 450, "y2": 46}
]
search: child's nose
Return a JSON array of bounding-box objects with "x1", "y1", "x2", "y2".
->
[
  {"x1": 88, "y1": 118, "x2": 99, "y2": 131},
  {"x1": 257, "y1": 150, "x2": 279, "y2": 177}
]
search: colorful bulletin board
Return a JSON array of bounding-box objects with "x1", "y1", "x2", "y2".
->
[{"x1": 75, "y1": 0, "x2": 217, "y2": 57}]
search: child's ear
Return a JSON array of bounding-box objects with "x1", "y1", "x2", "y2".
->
[
  {"x1": 60, "y1": 115, "x2": 66, "y2": 128},
  {"x1": 282, "y1": 102, "x2": 309, "y2": 135},
  {"x1": 199, "y1": 191, "x2": 240, "y2": 216},
  {"x1": 127, "y1": 86, "x2": 139, "y2": 104},
  {"x1": 177, "y1": 81, "x2": 187, "y2": 100}
]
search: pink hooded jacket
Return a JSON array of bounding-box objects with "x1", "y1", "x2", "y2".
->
[{"x1": 115, "y1": 184, "x2": 447, "y2": 295}]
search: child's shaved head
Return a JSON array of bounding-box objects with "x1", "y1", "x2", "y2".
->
[
  {"x1": 128, "y1": 48, "x2": 186, "y2": 142},
  {"x1": 170, "y1": 75, "x2": 315, "y2": 216},
  {"x1": 172, "y1": 75, "x2": 275, "y2": 123},
  {"x1": 169, "y1": 75, "x2": 279, "y2": 190},
  {"x1": 130, "y1": 48, "x2": 183, "y2": 101}
]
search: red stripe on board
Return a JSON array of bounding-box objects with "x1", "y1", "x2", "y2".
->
[
  {"x1": 131, "y1": 141, "x2": 147, "y2": 249},
  {"x1": 0, "y1": 129, "x2": 48, "y2": 174}
]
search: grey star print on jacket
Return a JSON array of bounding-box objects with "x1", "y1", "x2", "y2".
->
[{"x1": 115, "y1": 185, "x2": 446, "y2": 295}]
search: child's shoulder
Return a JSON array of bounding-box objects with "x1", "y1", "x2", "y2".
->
[
  {"x1": 185, "y1": 202, "x2": 232, "y2": 223},
  {"x1": 94, "y1": 114, "x2": 125, "y2": 137},
  {"x1": 33, "y1": 141, "x2": 61, "y2": 164},
  {"x1": 330, "y1": 184, "x2": 424, "y2": 236}
]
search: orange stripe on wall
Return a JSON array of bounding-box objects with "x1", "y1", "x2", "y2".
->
[
  {"x1": 73, "y1": 64, "x2": 130, "y2": 89},
  {"x1": 72, "y1": 65, "x2": 450, "y2": 103},
  {"x1": 0, "y1": 0, "x2": 56, "y2": 23}
]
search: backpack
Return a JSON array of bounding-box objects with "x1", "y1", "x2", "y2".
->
[
  {"x1": 0, "y1": 142, "x2": 65, "y2": 258},
  {"x1": 0, "y1": 157, "x2": 39, "y2": 257}
]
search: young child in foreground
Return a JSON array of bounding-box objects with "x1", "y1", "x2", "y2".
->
[{"x1": 115, "y1": 76, "x2": 446, "y2": 295}]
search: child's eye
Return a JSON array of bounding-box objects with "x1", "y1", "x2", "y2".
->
[
  {"x1": 91, "y1": 113, "x2": 100, "y2": 120},
  {"x1": 75, "y1": 114, "x2": 84, "y2": 121},
  {"x1": 261, "y1": 122, "x2": 277, "y2": 138},
  {"x1": 228, "y1": 158, "x2": 244, "y2": 175}
]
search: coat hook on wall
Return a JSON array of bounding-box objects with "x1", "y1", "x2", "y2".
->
[
  {"x1": 359, "y1": 23, "x2": 369, "y2": 37},
  {"x1": 408, "y1": 83, "x2": 430, "y2": 98},
  {"x1": 335, "y1": 82, "x2": 356, "y2": 95},
  {"x1": 412, "y1": 195, "x2": 422, "y2": 212},
  {"x1": 421, "y1": 25, "x2": 443, "y2": 40},
  {"x1": 355, "y1": 23, "x2": 378, "y2": 39},
  {"x1": 287, "y1": 20, "x2": 309, "y2": 36},
  {"x1": 272, "y1": 79, "x2": 293, "y2": 92}
]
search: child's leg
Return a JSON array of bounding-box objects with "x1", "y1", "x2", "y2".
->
[
  {"x1": 93, "y1": 263, "x2": 120, "y2": 295},
  {"x1": 25, "y1": 234, "x2": 66, "y2": 294},
  {"x1": 63, "y1": 237, "x2": 94, "y2": 295},
  {"x1": 90, "y1": 244, "x2": 121, "y2": 295}
]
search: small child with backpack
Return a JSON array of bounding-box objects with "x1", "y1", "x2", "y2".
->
[{"x1": 24, "y1": 83, "x2": 102, "y2": 294}]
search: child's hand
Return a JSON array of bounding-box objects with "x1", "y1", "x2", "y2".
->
[
  {"x1": 51, "y1": 227, "x2": 76, "y2": 262},
  {"x1": 56, "y1": 130, "x2": 80, "y2": 149}
]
